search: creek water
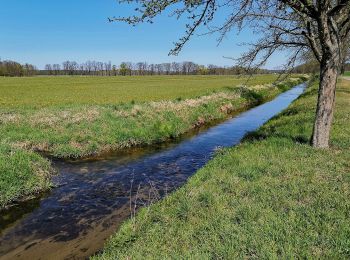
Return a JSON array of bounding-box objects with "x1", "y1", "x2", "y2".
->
[{"x1": 0, "y1": 84, "x2": 305, "y2": 259}]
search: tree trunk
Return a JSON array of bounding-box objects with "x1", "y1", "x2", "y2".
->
[
  {"x1": 312, "y1": 57, "x2": 339, "y2": 148},
  {"x1": 340, "y1": 62, "x2": 345, "y2": 75}
]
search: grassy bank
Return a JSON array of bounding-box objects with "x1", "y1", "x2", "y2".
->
[
  {"x1": 0, "y1": 76, "x2": 305, "y2": 158},
  {"x1": 0, "y1": 144, "x2": 52, "y2": 208},
  {"x1": 0, "y1": 75, "x2": 304, "y2": 209},
  {"x1": 95, "y1": 79, "x2": 350, "y2": 259}
]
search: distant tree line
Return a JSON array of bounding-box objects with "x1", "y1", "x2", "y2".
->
[
  {"x1": 42, "y1": 60, "x2": 270, "y2": 76},
  {"x1": 0, "y1": 59, "x2": 37, "y2": 77},
  {"x1": 1, "y1": 58, "x2": 349, "y2": 77},
  {"x1": 293, "y1": 62, "x2": 350, "y2": 74}
]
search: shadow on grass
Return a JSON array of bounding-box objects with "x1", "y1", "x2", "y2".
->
[{"x1": 243, "y1": 130, "x2": 311, "y2": 145}]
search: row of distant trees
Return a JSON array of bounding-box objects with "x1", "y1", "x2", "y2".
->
[
  {"x1": 43, "y1": 60, "x2": 271, "y2": 76},
  {"x1": 293, "y1": 61, "x2": 350, "y2": 74},
  {"x1": 1, "y1": 58, "x2": 349, "y2": 77},
  {"x1": 0, "y1": 60, "x2": 37, "y2": 77}
]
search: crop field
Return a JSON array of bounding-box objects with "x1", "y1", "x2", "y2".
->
[{"x1": 0, "y1": 75, "x2": 280, "y2": 108}]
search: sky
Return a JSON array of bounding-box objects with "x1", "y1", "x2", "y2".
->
[{"x1": 0, "y1": 0, "x2": 285, "y2": 69}]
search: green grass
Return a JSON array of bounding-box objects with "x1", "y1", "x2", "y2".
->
[
  {"x1": 344, "y1": 71, "x2": 350, "y2": 76},
  {"x1": 0, "y1": 75, "x2": 305, "y2": 209},
  {"x1": 0, "y1": 75, "x2": 280, "y2": 108},
  {"x1": 94, "y1": 79, "x2": 350, "y2": 259},
  {"x1": 0, "y1": 76, "x2": 305, "y2": 158},
  {"x1": 0, "y1": 144, "x2": 52, "y2": 208}
]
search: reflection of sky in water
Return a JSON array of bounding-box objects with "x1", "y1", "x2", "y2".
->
[{"x1": 0, "y1": 84, "x2": 305, "y2": 258}]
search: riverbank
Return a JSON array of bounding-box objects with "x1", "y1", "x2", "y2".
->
[
  {"x1": 0, "y1": 77, "x2": 305, "y2": 158},
  {"x1": 95, "y1": 78, "x2": 350, "y2": 259},
  {"x1": 0, "y1": 76, "x2": 305, "y2": 209},
  {"x1": 0, "y1": 144, "x2": 53, "y2": 209}
]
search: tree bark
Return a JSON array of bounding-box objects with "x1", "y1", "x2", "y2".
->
[{"x1": 312, "y1": 55, "x2": 339, "y2": 148}]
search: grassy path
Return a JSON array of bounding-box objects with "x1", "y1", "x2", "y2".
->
[{"x1": 94, "y1": 79, "x2": 350, "y2": 259}]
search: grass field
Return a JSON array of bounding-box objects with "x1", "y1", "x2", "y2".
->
[
  {"x1": 344, "y1": 71, "x2": 350, "y2": 76},
  {"x1": 95, "y1": 79, "x2": 350, "y2": 259},
  {"x1": 0, "y1": 75, "x2": 305, "y2": 158},
  {"x1": 0, "y1": 75, "x2": 305, "y2": 209},
  {"x1": 0, "y1": 75, "x2": 280, "y2": 108}
]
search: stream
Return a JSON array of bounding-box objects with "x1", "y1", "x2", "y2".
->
[{"x1": 0, "y1": 83, "x2": 305, "y2": 259}]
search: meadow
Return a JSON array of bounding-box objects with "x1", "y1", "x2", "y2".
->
[
  {"x1": 0, "y1": 75, "x2": 280, "y2": 108},
  {"x1": 95, "y1": 78, "x2": 350, "y2": 259},
  {"x1": 0, "y1": 75, "x2": 305, "y2": 209}
]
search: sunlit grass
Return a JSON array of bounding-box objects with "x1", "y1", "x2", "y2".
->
[
  {"x1": 0, "y1": 75, "x2": 280, "y2": 108},
  {"x1": 0, "y1": 76, "x2": 304, "y2": 158},
  {"x1": 0, "y1": 144, "x2": 52, "y2": 209}
]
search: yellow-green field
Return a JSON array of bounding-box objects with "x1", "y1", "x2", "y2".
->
[{"x1": 0, "y1": 75, "x2": 279, "y2": 108}]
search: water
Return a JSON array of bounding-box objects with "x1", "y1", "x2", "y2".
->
[{"x1": 0, "y1": 84, "x2": 305, "y2": 259}]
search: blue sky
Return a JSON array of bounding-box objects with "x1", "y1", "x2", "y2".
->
[{"x1": 0, "y1": 0, "x2": 284, "y2": 69}]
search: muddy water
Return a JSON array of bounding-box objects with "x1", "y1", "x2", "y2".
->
[{"x1": 0, "y1": 84, "x2": 305, "y2": 259}]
